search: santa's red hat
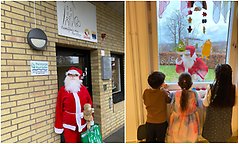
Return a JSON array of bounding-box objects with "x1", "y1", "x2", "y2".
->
[
  {"x1": 186, "y1": 45, "x2": 195, "y2": 57},
  {"x1": 65, "y1": 67, "x2": 83, "y2": 76}
]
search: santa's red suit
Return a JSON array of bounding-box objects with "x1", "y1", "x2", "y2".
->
[
  {"x1": 176, "y1": 46, "x2": 208, "y2": 81},
  {"x1": 54, "y1": 67, "x2": 93, "y2": 143}
]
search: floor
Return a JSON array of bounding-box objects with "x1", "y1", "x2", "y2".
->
[
  {"x1": 197, "y1": 135, "x2": 238, "y2": 143},
  {"x1": 103, "y1": 126, "x2": 125, "y2": 143},
  {"x1": 139, "y1": 135, "x2": 238, "y2": 143}
]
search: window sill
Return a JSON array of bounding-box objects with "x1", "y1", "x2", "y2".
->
[{"x1": 167, "y1": 82, "x2": 212, "y2": 91}]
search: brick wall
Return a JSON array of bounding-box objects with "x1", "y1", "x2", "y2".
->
[{"x1": 1, "y1": 1, "x2": 124, "y2": 143}]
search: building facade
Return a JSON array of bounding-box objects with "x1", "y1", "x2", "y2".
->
[{"x1": 1, "y1": 1, "x2": 124, "y2": 142}]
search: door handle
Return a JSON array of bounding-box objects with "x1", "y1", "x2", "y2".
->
[{"x1": 82, "y1": 67, "x2": 87, "y2": 79}]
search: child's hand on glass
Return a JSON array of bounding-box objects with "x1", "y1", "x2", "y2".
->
[
  {"x1": 161, "y1": 83, "x2": 168, "y2": 89},
  {"x1": 161, "y1": 83, "x2": 170, "y2": 94}
]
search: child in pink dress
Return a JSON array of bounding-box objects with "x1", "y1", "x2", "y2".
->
[{"x1": 167, "y1": 73, "x2": 200, "y2": 142}]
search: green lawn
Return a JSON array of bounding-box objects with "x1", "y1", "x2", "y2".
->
[{"x1": 159, "y1": 65, "x2": 215, "y2": 83}]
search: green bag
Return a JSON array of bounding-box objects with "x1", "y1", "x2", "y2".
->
[{"x1": 81, "y1": 124, "x2": 103, "y2": 143}]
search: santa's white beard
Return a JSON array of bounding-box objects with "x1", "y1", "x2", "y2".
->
[
  {"x1": 64, "y1": 76, "x2": 82, "y2": 93},
  {"x1": 182, "y1": 55, "x2": 194, "y2": 69}
]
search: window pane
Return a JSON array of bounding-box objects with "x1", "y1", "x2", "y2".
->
[
  {"x1": 157, "y1": 1, "x2": 231, "y2": 83},
  {"x1": 112, "y1": 56, "x2": 121, "y2": 93},
  {"x1": 57, "y1": 56, "x2": 82, "y2": 67}
]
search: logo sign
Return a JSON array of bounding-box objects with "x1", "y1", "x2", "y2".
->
[
  {"x1": 57, "y1": 1, "x2": 97, "y2": 42},
  {"x1": 30, "y1": 61, "x2": 49, "y2": 75}
]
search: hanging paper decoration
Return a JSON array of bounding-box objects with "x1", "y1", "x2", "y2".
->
[
  {"x1": 203, "y1": 26, "x2": 206, "y2": 34},
  {"x1": 221, "y1": 1, "x2": 229, "y2": 23},
  {"x1": 175, "y1": 40, "x2": 186, "y2": 53},
  {"x1": 201, "y1": 39, "x2": 212, "y2": 60},
  {"x1": 188, "y1": 26, "x2": 192, "y2": 33},
  {"x1": 202, "y1": 19, "x2": 207, "y2": 23},
  {"x1": 187, "y1": 1, "x2": 193, "y2": 34},
  {"x1": 158, "y1": 1, "x2": 170, "y2": 18},
  {"x1": 202, "y1": 1, "x2": 207, "y2": 10},
  {"x1": 213, "y1": 1, "x2": 221, "y2": 24},
  {"x1": 187, "y1": 1, "x2": 194, "y2": 8},
  {"x1": 194, "y1": 7, "x2": 201, "y2": 11},
  {"x1": 188, "y1": 10, "x2": 193, "y2": 15},
  {"x1": 201, "y1": 1, "x2": 207, "y2": 34},
  {"x1": 188, "y1": 17, "x2": 192, "y2": 23},
  {"x1": 194, "y1": 1, "x2": 203, "y2": 8},
  {"x1": 195, "y1": 43, "x2": 198, "y2": 49}
]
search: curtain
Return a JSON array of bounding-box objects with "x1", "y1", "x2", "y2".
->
[{"x1": 126, "y1": 1, "x2": 158, "y2": 142}]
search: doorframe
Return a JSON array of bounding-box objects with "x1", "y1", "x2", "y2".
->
[{"x1": 56, "y1": 44, "x2": 92, "y2": 96}]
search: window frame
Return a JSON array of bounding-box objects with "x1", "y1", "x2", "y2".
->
[
  {"x1": 156, "y1": 1, "x2": 235, "y2": 91},
  {"x1": 111, "y1": 53, "x2": 125, "y2": 104}
]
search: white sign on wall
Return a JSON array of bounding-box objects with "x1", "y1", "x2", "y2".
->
[
  {"x1": 56, "y1": 1, "x2": 97, "y2": 43},
  {"x1": 30, "y1": 61, "x2": 49, "y2": 75}
]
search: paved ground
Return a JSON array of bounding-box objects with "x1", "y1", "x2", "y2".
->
[{"x1": 103, "y1": 126, "x2": 125, "y2": 143}]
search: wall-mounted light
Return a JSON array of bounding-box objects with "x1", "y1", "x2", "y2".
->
[{"x1": 27, "y1": 28, "x2": 47, "y2": 50}]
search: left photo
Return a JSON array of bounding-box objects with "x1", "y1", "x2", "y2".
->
[{"x1": 1, "y1": 1, "x2": 125, "y2": 143}]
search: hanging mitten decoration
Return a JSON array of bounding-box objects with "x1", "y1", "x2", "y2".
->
[
  {"x1": 180, "y1": 1, "x2": 188, "y2": 16},
  {"x1": 158, "y1": 1, "x2": 170, "y2": 18},
  {"x1": 221, "y1": 1, "x2": 229, "y2": 23},
  {"x1": 213, "y1": 1, "x2": 221, "y2": 24}
]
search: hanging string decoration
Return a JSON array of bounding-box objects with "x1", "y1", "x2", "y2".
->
[
  {"x1": 187, "y1": 1, "x2": 194, "y2": 33},
  {"x1": 187, "y1": 1, "x2": 207, "y2": 34},
  {"x1": 201, "y1": 1, "x2": 207, "y2": 34}
]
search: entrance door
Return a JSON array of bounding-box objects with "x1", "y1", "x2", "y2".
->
[
  {"x1": 56, "y1": 46, "x2": 92, "y2": 96},
  {"x1": 56, "y1": 46, "x2": 92, "y2": 142}
]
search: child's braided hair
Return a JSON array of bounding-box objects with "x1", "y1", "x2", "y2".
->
[{"x1": 178, "y1": 73, "x2": 193, "y2": 112}]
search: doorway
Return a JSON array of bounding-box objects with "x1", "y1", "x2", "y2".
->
[
  {"x1": 56, "y1": 46, "x2": 92, "y2": 96},
  {"x1": 56, "y1": 45, "x2": 92, "y2": 143}
]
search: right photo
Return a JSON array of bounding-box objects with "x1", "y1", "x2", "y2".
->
[{"x1": 126, "y1": 1, "x2": 238, "y2": 143}]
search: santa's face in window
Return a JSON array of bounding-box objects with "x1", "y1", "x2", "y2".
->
[{"x1": 182, "y1": 50, "x2": 194, "y2": 69}]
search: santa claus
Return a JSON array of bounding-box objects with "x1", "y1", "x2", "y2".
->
[
  {"x1": 54, "y1": 67, "x2": 94, "y2": 142},
  {"x1": 176, "y1": 45, "x2": 208, "y2": 81}
]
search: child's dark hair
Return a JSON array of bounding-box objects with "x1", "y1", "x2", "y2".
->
[
  {"x1": 148, "y1": 71, "x2": 165, "y2": 89},
  {"x1": 210, "y1": 64, "x2": 235, "y2": 107},
  {"x1": 178, "y1": 73, "x2": 193, "y2": 112}
]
